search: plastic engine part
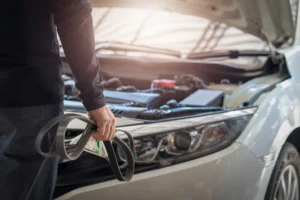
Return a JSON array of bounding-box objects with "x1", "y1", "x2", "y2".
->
[{"x1": 180, "y1": 89, "x2": 224, "y2": 107}]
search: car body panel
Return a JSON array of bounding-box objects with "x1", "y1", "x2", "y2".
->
[
  {"x1": 283, "y1": 45, "x2": 300, "y2": 82},
  {"x1": 90, "y1": 0, "x2": 294, "y2": 47},
  {"x1": 294, "y1": 0, "x2": 300, "y2": 46},
  {"x1": 237, "y1": 46, "x2": 300, "y2": 158},
  {"x1": 234, "y1": 79, "x2": 300, "y2": 199},
  {"x1": 55, "y1": 1, "x2": 300, "y2": 199},
  {"x1": 235, "y1": 45, "x2": 300, "y2": 199},
  {"x1": 236, "y1": 79, "x2": 300, "y2": 158},
  {"x1": 56, "y1": 143, "x2": 264, "y2": 200},
  {"x1": 224, "y1": 72, "x2": 289, "y2": 108},
  {"x1": 64, "y1": 111, "x2": 144, "y2": 128},
  {"x1": 114, "y1": 107, "x2": 256, "y2": 138},
  {"x1": 56, "y1": 46, "x2": 300, "y2": 200}
]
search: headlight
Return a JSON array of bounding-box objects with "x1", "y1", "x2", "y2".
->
[{"x1": 117, "y1": 107, "x2": 256, "y2": 166}]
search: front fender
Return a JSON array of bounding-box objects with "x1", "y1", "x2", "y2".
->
[{"x1": 236, "y1": 46, "x2": 300, "y2": 199}]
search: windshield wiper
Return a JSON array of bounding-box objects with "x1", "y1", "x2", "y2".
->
[
  {"x1": 187, "y1": 50, "x2": 270, "y2": 59},
  {"x1": 95, "y1": 41, "x2": 181, "y2": 58}
]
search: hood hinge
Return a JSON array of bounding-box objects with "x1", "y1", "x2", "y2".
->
[{"x1": 261, "y1": 28, "x2": 285, "y2": 68}]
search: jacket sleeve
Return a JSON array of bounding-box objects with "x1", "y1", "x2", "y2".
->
[{"x1": 52, "y1": 0, "x2": 106, "y2": 111}]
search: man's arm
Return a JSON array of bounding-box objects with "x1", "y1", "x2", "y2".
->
[
  {"x1": 52, "y1": 0, "x2": 115, "y2": 140},
  {"x1": 53, "y1": 0, "x2": 103, "y2": 111}
]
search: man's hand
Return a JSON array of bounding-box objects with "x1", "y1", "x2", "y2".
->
[{"x1": 88, "y1": 105, "x2": 115, "y2": 141}]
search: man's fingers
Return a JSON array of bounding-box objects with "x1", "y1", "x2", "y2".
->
[
  {"x1": 93, "y1": 130, "x2": 105, "y2": 140},
  {"x1": 93, "y1": 122, "x2": 107, "y2": 140},
  {"x1": 106, "y1": 120, "x2": 114, "y2": 140},
  {"x1": 89, "y1": 105, "x2": 116, "y2": 141},
  {"x1": 93, "y1": 121, "x2": 115, "y2": 141},
  {"x1": 110, "y1": 112, "x2": 116, "y2": 140},
  {"x1": 111, "y1": 118, "x2": 116, "y2": 140},
  {"x1": 109, "y1": 126, "x2": 114, "y2": 140},
  {"x1": 93, "y1": 132, "x2": 105, "y2": 141},
  {"x1": 102, "y1": 122, "x2": 110, "y2": 140}
]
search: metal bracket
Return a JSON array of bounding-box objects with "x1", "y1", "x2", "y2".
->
[{"x1": 261, "y1": 28, "x2": 285, "y2": 70}]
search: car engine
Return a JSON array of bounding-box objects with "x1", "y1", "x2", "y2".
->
[{"x1": 63, "y1": 74, "x2": 227, "y2": 120}]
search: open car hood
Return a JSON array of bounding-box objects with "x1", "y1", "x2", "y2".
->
[{"x1": 90, "y1": 0, "x2": 295, "y2": 48}]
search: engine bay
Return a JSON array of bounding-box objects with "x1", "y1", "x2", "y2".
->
[
  {"x1": 63, "y1": 74, "x2": 240, "y2": 120},
  {"x1": 55, "y1": 54, "x2": 290, "y2": 198}
]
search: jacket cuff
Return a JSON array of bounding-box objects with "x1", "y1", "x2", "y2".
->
[{"x1": 81, "y1": 94, "x2": 107, "y2": 111}]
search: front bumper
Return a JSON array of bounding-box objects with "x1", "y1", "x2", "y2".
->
[{"x1": 56, "y1": 142, "x2": 264, "y2": 200}]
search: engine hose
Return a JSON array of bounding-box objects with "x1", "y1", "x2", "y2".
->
[{"x1": 35, "y1": 113, "x2": 135, "y2": 182}]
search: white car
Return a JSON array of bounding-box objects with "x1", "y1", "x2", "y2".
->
[{"x1": 54, "y1": 0, "x2": 300, "y2": 199}]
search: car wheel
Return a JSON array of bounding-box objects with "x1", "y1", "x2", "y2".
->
[{"x1": 265, "y1": 142, "x2": 300, "y2": 200}]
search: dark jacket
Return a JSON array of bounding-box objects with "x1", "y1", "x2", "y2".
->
[{"x1": 0, "y1": 0, "x2": 106, "y2": 111}]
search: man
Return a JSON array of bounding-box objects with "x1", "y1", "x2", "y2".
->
[{"x1": 0, "y1": 1, "x2": 115, "y2": 200}]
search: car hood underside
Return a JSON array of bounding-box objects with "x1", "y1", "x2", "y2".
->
[{"x1": 90, "y1": 0, "x2": 295, "y2": 47}]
